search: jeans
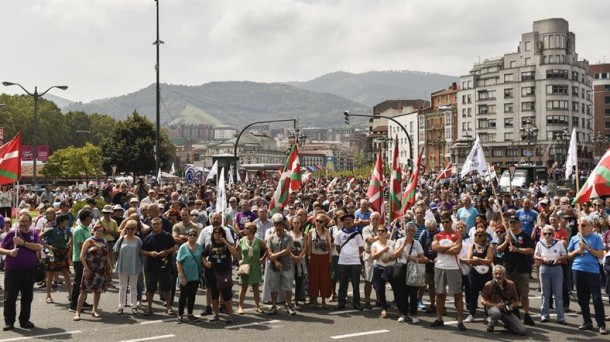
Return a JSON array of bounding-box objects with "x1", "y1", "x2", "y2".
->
[
  {"x1": 70, "y1": 261, "x2": 83, "y2": 308},
  {"x1": 338, "y1": 264, "x2": 361, "y2": 307},
  {"x1": 573, "y1": 269, "x2": 607, "y2": 328},
  {"x1": 488, "y1": 306, "x2": 527, "y2": 336},
  {"x1": 539, "y1": 265, "x2": 564, "y2": 321},
  {"x1": 468, "y1": 270, "x2": 492, "y2": 316},
  {"x1": 3, "y1": 269, "x2": 35, "y2": 325}
]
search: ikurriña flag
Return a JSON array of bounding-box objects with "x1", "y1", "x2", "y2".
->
[{"x1": 0, "y1": 131, "x2": 21, "y2": 185}]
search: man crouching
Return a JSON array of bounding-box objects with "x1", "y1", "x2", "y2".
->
[{"x1": 481, "y1": 265, "x2": 527, "y2": 336}]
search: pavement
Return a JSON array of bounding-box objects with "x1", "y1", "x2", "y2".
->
[{"x1": 0, "y1": 271, "x2": 609, "y2": 342}]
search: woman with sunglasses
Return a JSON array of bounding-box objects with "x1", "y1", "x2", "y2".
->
[
  {"x1": 113, "y1": 219, "x2": 143, "y2": 315},
  {"x1": 370, "y1": 225, "x2": 396, "y2": 318},
  {"x1": 202, "y1": 226, "x2": 240, "y2": 323},
  {"x1": 175, "y1": 228, "x2": 203, "y2": 323},
  {"x1": 393, "y1": 221, "x2": 425, "y2": 323},
  {"x1": 237, "y1": 222, "x2": 266, "y2": 315},
  {"x1": 534, "y1": 225, "x2": 567, "y2": 324},
  {"x1": 306, "y1": 214, "x2": 332, "y2": 308},
  {"x1": 329, "y1": 210, "x2": 345, "y2": 302},
  {"x1": 74, "y1": 223, "x2": 113, "y2": 321},
  {"x1": 289, "y1": 215, "x2": 308, "y2": 307},
  {"x1": 464, "y1": 227, "x2": 493, "y2": 323}
]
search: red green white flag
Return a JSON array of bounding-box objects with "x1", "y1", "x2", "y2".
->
[
  {"x1": 270, "y1": 143, "x2": 299, "y2": 213},
  {"x1": 367, "y1": 151, "x2": 384, "y2": 213},
  {"x1": 388, "y1": 137, "x2": 402, "y2": 222},
  {"x1": 0, "y1": 132, "x2": 21, "y2": 185},
  {"x1": 289, "y1": 143, "x2": 301, "y2": 192},
  {"x1": 401, "y1": 148, "x2": 423, "y2": 214},
  {"x1": 572, "y1": 147, "x2": 610, "y2": 205}
]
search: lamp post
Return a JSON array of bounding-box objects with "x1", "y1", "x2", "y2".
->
[
  {"x1": 519, "y1": 118, "x2": 539, "y2": 165},
  {"x1": 2, "y1": 81, "x2": 68, "y2": 187},
  {"x1": 592, "y1": 131, "x2": 606, "y2": 161},
  {"x1": 344, "y1": 111, "x2": 413, "y2": 170},
  {"x1": 153, "y1": 0, "x2": 164, "y2": 176},
  {"x1": 233, "y1": 119, "x2": 297, "y2": 182}
]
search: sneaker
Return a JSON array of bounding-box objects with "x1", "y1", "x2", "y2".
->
[
  {"x1": 187, "y1": 314, "x2": 199, "y2": 321},
  {"x1": 524, "y1": 313, "x2": 535, "y2": 326},
  {"x1": 411, "y1": 316, "x2": 420, "y2": 324},
  {"x1": 486, "y1": 324, "x2": 495, "y2": 333},
  {"x1": 558, "y1": 320, "x2": 566, "y2": 325},
  {"x1": 20, "y1": 321, "x2": 35, "y2": 329},
  {"x1": 219, "y1": 304, "x2": 227, "y2": 314},
  {"x1": 83, "y1": 302, "x2": 93, "y2": 308},
  {"x1": 457, "y1": 322, "x2": 466, "y2": 331},
  {"x1": 3, "y1": 324, "x2": 14, "y2": 331},
  {"x1": 464, "y1": 314, "x2": 475, "y2": 323},
  {"x1": 201, "y1": 306, "x2": 212, "y2": 316},
  {"x1": 363, "y1": 302, "x2": 372, "y2": 310},
  {"x1": 397, "y1": 315, "x2": 406, "y2": 323},
  {"x1": 599, "y1": 327, "x2": 609, "y2": 335},
  {"x1": 430, "y1": 319, "x2": 444, "y2": 327},
  {"x1": 208, "y1": 315, "x2": 220, "y2": 323},
  {"x1": 353, "y1": 304, "x2": 363, "y2": 311},
  {"x1": 287, "y1": 306, "x2": 296, "y2": 316},
  {"x1": 176, "y1": 316, "x2": 184, "y2": 324},
  {"x1": 267, "y1": 306, "x2": 278, "y2": 315},
  {"x1": 540, "y1": 316, "x2": 549, "y2": 323},
  {"x1": 579, "y1": 322, "x2": 594, "y2": 330},
  {"x1": 68, "y1": 307, "x2": 77, "y2": 313},
  {"x1": 417, "y1": 300, "x2": 426, "y2": 311},
  {"x1": 225, "y1": 316, "x2": 234, "y2": 324}
]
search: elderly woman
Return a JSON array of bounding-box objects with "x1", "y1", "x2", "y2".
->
[
  {"x1": 237, "y1": 222, "x2": 266, "y2": 314},
  {"x1": 113, "y1": 219, "x2": 143, "y2": 315},
  {"x1": 41, "y1": 214, "x2": 73, "y2": 304},
  {"x1": 175, "y1": 228, "x2": 203, "y2": 323},
  {"x1": 202, "y1": 226, "x2": 240, "y2": 323},
  {"x1": 306, "y1": 213, "x2": 332, "y2": 308},
  {"x1": 74, "y1": 222, "x2": 113, "y2": 321},
  {"x1": 534, "y1": 225, "x2": 567, "y2": 324},
  {"x1": 393, "y1": 221, "x2": 425, "y2": 323},
  {"x1": 289, "y1": 215, "x2": 308, "y2": 306},
  {"x1": 464, "y1": 227, "x2": 494, "y2": 323}
]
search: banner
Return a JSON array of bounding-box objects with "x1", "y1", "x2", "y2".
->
[
  {"x1": 37, "y1": 145, "x2": 50, "y2": 161},
  {"x1": 21, "y1": 145, "x2": 33, "y2": 161}
]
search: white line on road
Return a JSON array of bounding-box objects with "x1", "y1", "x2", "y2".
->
[
  {"x1": 116, "y1": 335, "x2": 175, "y2": 342},
  {"x1": 139, "y1": 319, "x2": 172, "y2": 325},
  {"x1": 224, "y1": 319, "x2": 281, "y2": 329},
  {"x1": 329, "y1": 309, "x2": 359, "y2": 315},
  {"x1": 0, "y1": 330, "x2": 82, "y2": 342},
  {"x1": 330, "y1": 330, "x2": 389, "y2": 340}
]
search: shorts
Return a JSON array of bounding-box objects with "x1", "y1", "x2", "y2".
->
[
  {"x1": 145, "y1": 271, "x2": 172, "y2": 293},
  {"x1": 434, "y1": 268, "x2": 462, "y2": 295},
  {"x1": 45, "y1": 249, "x2": 70, "y2": 272},
  {"x1": 364, "y1": 260, "x2": 374, "y2": 283},
  {"x1": 506, "y1": 272, "x2": 529, "y2": 299},
  {"x1": 331, "y1": 255, "x2": 340, "y2": 280},
  {"x1": 267, "y1": 269, "x2": 294, "y2": 293},
  {"x1": 425, "y1": 272, "x2": 435, "y2": 286}
]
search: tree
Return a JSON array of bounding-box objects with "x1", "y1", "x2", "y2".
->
[
  {"x1": 42, "y1": 143, "x2": 103, "y2": 182},
  {"x1": 100, "y1": 111, "x2": 176, "y2": 176}
]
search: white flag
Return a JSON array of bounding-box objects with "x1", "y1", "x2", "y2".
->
[
  {"x1": 216, "y1": 167, "x2": 227, "y2": 214},
  {"x1": 460, "y1": 134, "x2": 488, "y2": 178},
  {"x1": 236, "y1": 166, "x2": 241, "y2": 183},
  {"x1": 206, "y1": 160, "x2": 218, "y2": 182},
  {"x1": 244, "y1": 171, "x2": 249, "y2": 183},
  {"x1": 157, "y1": 168, "x2": 162, "y2": 183},
  {"x1": 565, "y1": 128, "x2": 577, "y2": 180},
  {"x1": 170, "y1": 162, "x2": 175, "y2": 175},
  {"x1": 228, "y1": 165, "x2": 234, "y2": 187}
]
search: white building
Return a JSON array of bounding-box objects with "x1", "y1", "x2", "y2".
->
[
  {"x1": 386, "y1": 110, "x2": 419, "y2": 170},
  {"x1": 458, "y1": 18, "x2": 593, "y2": 168}
]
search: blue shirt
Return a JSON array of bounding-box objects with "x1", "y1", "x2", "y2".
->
[
  {"x1": 568, "y1": 233, "x2": 604, "y2": 274},
  {"x1": 515, "y1": 209, "x2": 538, "y2": 235},
  {"x1": 354, "y1": 209, "x2": 372, "y2": 233},
  {"x1": 456, "y1": 206, "x2": 478, "y2": 230},
  {"x1": 176, "y1": 243, "x2": 204, "y2": 282}
]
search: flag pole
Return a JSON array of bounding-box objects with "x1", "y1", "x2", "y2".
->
[{"x1": 574, "y1": 147, "x2": 584, "y2": 253}]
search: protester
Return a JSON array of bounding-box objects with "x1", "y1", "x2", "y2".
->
[
  {"x1": 114, "y1": 219, "x2": 143, "y2": 315},
  {"x1": 175, "y1": 228, "x2": 203, "y2": 323},
  {"x1": 41, "y1": 214, "x2": 73, "y2": 304},
  {"x1": 265, "y1": 214, "x2": 296, "y2": 316},
  {"x1": 481, "y1": 265, "x2": 527, "y2": 336},
  {"x1": 237, "y1": 222, "x2": 266, "y2": 314},
  {"x1": 306, "y1": 213, "x2": 332, "y2": 308},
  {"x1": 534, "y1": 225, "x2": 567, "y2": 324},
  {"x1": 335, "y1": 213, "x2": 365, "y2": 310}
]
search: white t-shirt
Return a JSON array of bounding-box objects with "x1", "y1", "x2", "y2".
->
[
  {"x1": 435, "y1": 231, "x2": 460, "y2": 270},
  {"x1": 395, "y1": 238, "x2": 424, "y2": 264},
  {"x1": 372, "y1": 240, "x2": 396, "y2": 267},
  {"x1": 534, "y1": 239, "x2": 566, "y2": 261},
  {"x1": 335, "y1": 230, "x2": 364, "y2": 265},
  {"x1": 197, "y1": 225, "x2": 234, "y2": 248}
]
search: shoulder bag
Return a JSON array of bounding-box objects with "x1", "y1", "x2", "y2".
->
[{"x1": 405, "y1": 242, "x2": 425, "y2": 287}]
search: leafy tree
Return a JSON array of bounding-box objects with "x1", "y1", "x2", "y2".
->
[
  {"x1": 100, "y1": 111, "x2": 176, "y2": 176},
  {"x1": 42, "y1": 143, "x2": 103, "y2": 182}
]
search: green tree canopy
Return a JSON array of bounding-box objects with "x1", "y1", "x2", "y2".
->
[{"x1": 42, "y1": 143, "x2": 103, "y2": 181}]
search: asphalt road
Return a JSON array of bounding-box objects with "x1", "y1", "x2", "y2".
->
[{"x1": 0, "y1": 271, "x2": 609, "y2": 342}]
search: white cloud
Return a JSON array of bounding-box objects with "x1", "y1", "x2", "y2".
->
[{"x1": 0, "y1": 0, "x2": 609, "y2": 102}]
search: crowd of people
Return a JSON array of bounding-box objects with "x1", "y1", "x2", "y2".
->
[{"x1": 0, "y1": 174, "x2": 609, "y2": 336}]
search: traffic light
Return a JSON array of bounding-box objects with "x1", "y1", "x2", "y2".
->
[{"x1": 344, "y1": 111, "x2": 350, "y2": 124}]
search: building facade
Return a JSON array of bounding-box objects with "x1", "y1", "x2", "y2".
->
[
  {"x1": 590, "y1": 63, "x2": 610, "y2": 162},
  {"x1": 458, "y1": 18, "x2": 594, "y2": 169}
]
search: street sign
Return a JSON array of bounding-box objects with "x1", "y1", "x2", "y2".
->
[
  {"x1": 524, "y1": 150, "x2": 533, "y2": 157},
  {"x1": 508, "y1": 164, "x2": 516, "y2": 180}
]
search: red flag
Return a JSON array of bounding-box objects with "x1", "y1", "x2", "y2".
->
[
  {"x1": 436, "y1": 162, "x2": 453, "y2": 182},
  {"x1": 367, "y1": 152, "x2": 384, "y2": 213},
  {"x1": 0, "y1": 132, "x2": 21, "y2": 185},
  {"x1": 269, "y1": 143, "x2": 298, "y2": 213},
  {"x1": 289, "y1": 144, "x2": 301, "y2": 192},
  {"x1": 389, "y1": 137, "x2": 402, "y2": 222},
  {"x1": 401, "y1": 149, "x2": 423, "y2": 214},
  {"x1": 572, "y1": 147, "x2": 610, "y2": 205}
]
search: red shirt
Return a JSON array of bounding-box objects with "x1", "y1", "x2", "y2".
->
[{"x1": 554, "y1": 227, "x2": 569, "y2": 264}]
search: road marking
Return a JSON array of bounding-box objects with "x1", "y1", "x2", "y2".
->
[
  {"x1": 224, "y1": 319, "x2": 281, "y2": 329},
  {"x1": 329, "y1": 309, "x2": 359, "y2": 315},
  {"x1": 330, "y1": 330, "x2": 389, "y2": 339},
  {"x1": 443, "y1": 312, "x2": 579, "y2": 325},
  {"x1": 116, "y1": 335, "x2": 175, "y2": 342},
  {"x1": 0, "y1": 330, "x2": 82, "y2": 342},
  {"x1": 139, "y1": 319, "x2": 171, "y2": 325}
]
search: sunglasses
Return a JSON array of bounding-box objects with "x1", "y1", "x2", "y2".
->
[
  {"x1": 188, "y1": 233, "x2": 198, "y2": 237},
  {"x1": 582, "y1": 204, "x2": 590, "y2": 207},
  {"x1": 316, "y1": 220, "x2": 324, "y2": 223},
  {"x1": 543, "y1": 232, "x2": 553, "y2": 236}
]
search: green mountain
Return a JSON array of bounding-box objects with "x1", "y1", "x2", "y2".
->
[{"x1": 63, "y1": 82, "x2": 371, "y2": 128}]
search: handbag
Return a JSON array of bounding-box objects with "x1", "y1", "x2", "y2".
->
[
  {"x1": 237, "y1": 262, "x2": 251, "y2": 276},
  {"x1": 405, "y1": 242, "x2": 424, "y2": 287},
  {"x1": 393, "y1": 241, "x2": 413, "y2": 280},
  {"x1": 473, "y1": 265, "x2": 490, "y2": 274}
]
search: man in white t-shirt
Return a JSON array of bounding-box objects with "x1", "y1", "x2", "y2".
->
[{"x1": 334, "y1": 213, "x2": 364, "y2": 310}]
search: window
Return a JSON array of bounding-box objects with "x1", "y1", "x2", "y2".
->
[
  {"x1": 504, "y1": 132, "x2": 514, "y2": 141},
  {"x1": 521, "y1": 102, "x2": 535, "y2": 111},
  {"x1": 605, "y1": 85, "x2": 610, "y2": 91},
  {"x1": 525, "y1": 57, "x2": 532, "y2": 66},
  {"x1": 605, "y1": 109, "x2": 610, "y2": 116},
  {"x1": 606, "y1": 122, "x2": 610, "y2": 129},
  {"x1": 478, "y1": 90, "x2": 496, "y2": 101},
  {"x1": 547, "y1": 69, "x2": 569, "y2": 79},
  {"x1": 572, "y1": 86, "x2": 579, "y2": 96},
  {"x1": 522, "y1": 86, "x2": 535, "y2": 96},
  {"x1": 546, "y1": 85, "x2": 568, "y2": 95},
  {"x1": 504, "y1": 103, "x2": 514, "y2": 113},
  {"x1": 480, "y1": 134, "x2": 496, "y2": 142},
  {"x1": 504, "y1": 118, "x2": 514, "y2": 128},
  {"x1": 522, "y1": 71, "x2": 535, "y2": 81},
  {"x1": 462, "y1": 95, "x2": 466, "y2": 104},
  {"x1": 546, "y1": 100, "x2": 569, "y2": 110},
  {"x1": 478, "y1": 119, "x2": 496, "y2": 129},
  {"x1": 573, "y1": 102, "x2": 579, "y2": 112},
  {"x1": 606, "y1": 96, "x2": 610, "y2": 104},
  {"x1": 492, "y1": 149, "x2": 505, "y2": 157},
  {"x1": 504, "y1": 88, "x2": 513, "y2": 98},
  {"x1": 504, "y1": 74, "x2": 513, "y2": 82},
  {"x1": 507, "y1": 148, "x2": 518, "y2": 157},
  {"x1": 467, "y1": 94, "x2": 472, "y2": 103},
  {"x1": 572, "y1": 71, "x2": 579, "y2": 81},
  {"x1": 479, "y1": 105, "x2": 489, "y2": 115},
  {"x1": 510, "y1": 61, "x2": 516, "y2": 68},
  {"x1": 572, "y1": 117, "x2": 579, "y2": 128},
  {"x1": 467, "y1": 108, "x2": 472, "y2": 117},
  {"x1": 525, "y1": 41, "x2": 532, "y2": 51},
  {"x1": 462, "y1": 109, "x2": 467, "y2": 117},
  {"x1": 546, "y1": 115, "x2": 569, "y2": 126}
]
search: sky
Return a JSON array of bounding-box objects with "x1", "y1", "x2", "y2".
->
[{"x1": 1, "y1": 0, "x2": 609, "y2": 103}]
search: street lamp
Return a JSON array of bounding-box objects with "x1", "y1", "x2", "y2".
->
[
  {"x1": 2, "y1": 81, "x2": 68, "y2": 187},
  {"x1": 592, "y1": 131, "x2": 607, "y2": 160},
  {"x1": 288, "y1": 128, "x2": 307, "y2": 147},
  {"x1": 519, "y1": 118, "x2": 539, "y2": 165}
]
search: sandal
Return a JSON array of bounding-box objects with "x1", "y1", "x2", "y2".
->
[
  {"x1": 73, "y1": 315, "x2": 81, "y2": 321},
  {"x1": 255, "y1": 307, "x2": 264, "y2": 314},
  {"x1": 116, "y1": 309, "x2": 124, "y2": 315},
  {"x1": 142, "y1": 308, "x2": 153, "y2": 316},
  {"x1": 237, "y1": 306, "x2": 244, "y2": 315},
  {"x1": 91, "y1": 311, "x2": 101, "y2": 318},
  {"x1": 166, "y1": 308, "x2": 176, "y2": 315},
  {"x1": 46, "y1": 297, "x2": 54, "y2": 304},
  {"x1": 131, "y1": 307, "x2": 139, "y2": 315}
]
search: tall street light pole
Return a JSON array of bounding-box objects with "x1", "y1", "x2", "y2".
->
[
  {"x1": 520, "y1": 118, "x2": 539, "y2": 165},
  {"x1": 153, "y1": 0, "x2": 164, "y2": 174},
  {"x1": 2, "y1": 81, "x2": 68, "y2": 187}
]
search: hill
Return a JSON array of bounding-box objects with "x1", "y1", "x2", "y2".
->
[{"x1": 289, "y1": 70, "x2": 458, "y2": 107}]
